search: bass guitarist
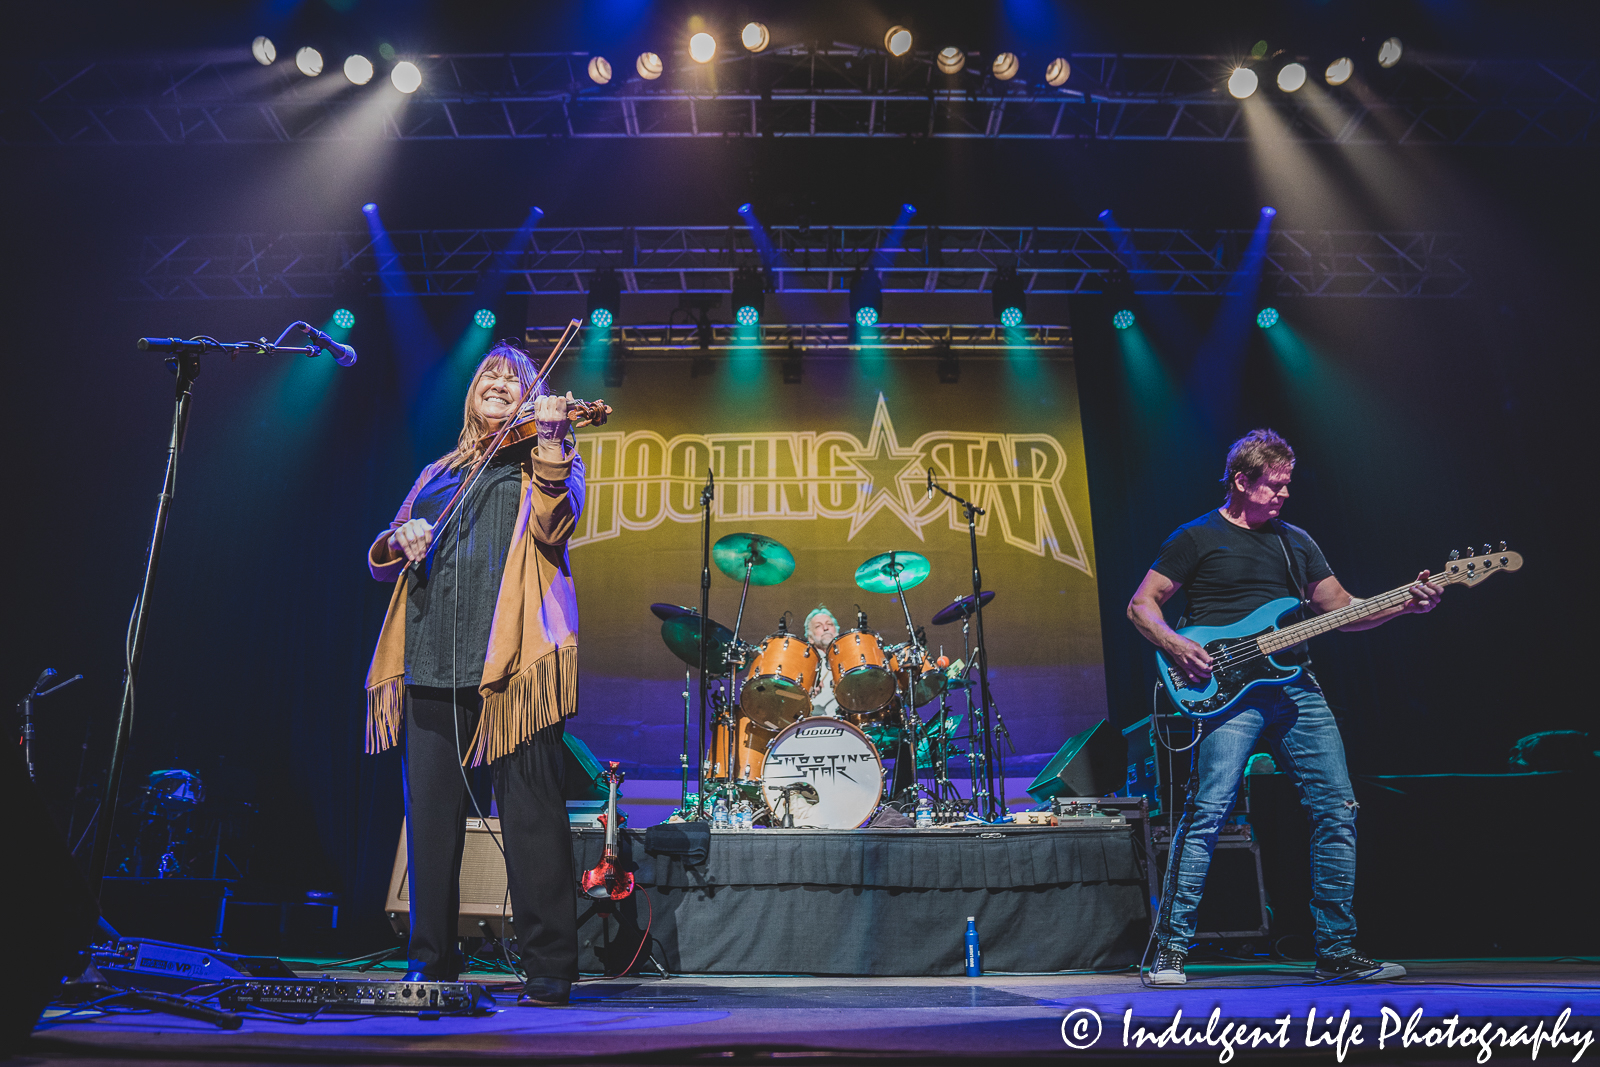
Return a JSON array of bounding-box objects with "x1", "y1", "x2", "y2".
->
[{"x1": 1126, "y1": 428, "x2": 1442, "y2": 985}]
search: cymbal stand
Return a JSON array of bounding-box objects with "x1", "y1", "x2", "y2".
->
[
  {"x1": 886, "y1": 563, "x2": 925, "y2": 804},
  {"x1": 680, "y1": 668, "x2": 691, "y2": 812},
  {"x1": 928, "y1": 472, "x2": 1000, "y2": 821},
  {"x1": 697, "y1": 471, "x2": 713, "y2": 818}
]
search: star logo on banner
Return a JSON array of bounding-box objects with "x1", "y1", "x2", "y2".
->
[{"x1": 843, "y1": 393, "x2": 928, "y2": 541}]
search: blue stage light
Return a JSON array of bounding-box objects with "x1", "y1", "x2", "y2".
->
[
  {"x1": 738, "y1": 202, "x2": 753, "y2": 215},
  {"x1": 1112, "y1": 309, "x2": 1136, "y2": 330},
  {"x1": 1256, "y1": 307, "x2": 1280, "y2": 329},
  {"x1": 856, "y1": 306, "x2": 879, "y2": 328},
  {"x1": 1097, "y1": 209, "x2": 1113, "y2": 221},
  {"x1": 902, "y1": 203, "x2": 917, "y2": 216},
  {"x1": 589, "y1": 307, "x2": 614, "y2": 329},
  {"x1": 735, "y1": 304, "x2": 760, "y2": 327},
  {"x1": 1000, "y1": 306, "x2": 1023, "y2": 328},
  {"x1": 332, "y1": 308, "x2": 356, "y2": 329},
  {"x1": 474, "y1": 308, "x2": 496, "y2": 330},
  {"x1": 1261, "y1": 206, "x2": 1277, "y2": 218},
  {"x1": 362, "y1": 203, "x2": 378, "y2": 215}
]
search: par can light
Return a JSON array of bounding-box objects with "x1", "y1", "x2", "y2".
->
[
  {"x1": 689, "y1": 32, "x2": 716, "y2": 64},
  {"x1": 391, "y1": 61, "x2": 422, "y2": 93},
  {"x1": 992, "y1": 52, "x2": 1018, "y2": 80},
  {"x1": 884, "y1": 26, "x2": 912, "y2": 57},
  {"x1": 590, "y1": 307, "x2": 614, "y2": 329},
  {"x1": 735, "y1": 305, "x2": 760, "y2": 327},
  {"x1": 588, "y1": 56, "x2": 612, "y2": 84},
  {"x1": 332, "y1": 308, "x2": 356, "y2": 329},
  {"x1": 295, "y1": 47, "x2": 324, "y2": 77},
  {"x1": 1045, "y1": 57, "x2": 1071, "y2": 87},
  {"x1": 1112, "y1": 309, "x2": 1136, "y2": 330},
  {"x1": 637, "y1": 52, "x2": 663, "y2": 79},
  {"x1": 936, "y1": 47, "x2": 965, "y2": 74},
  {"x1": 1277, "y1": 62, "x2": 1306, "y2": 92},
  {"x1": 1257, "y1": 307, "x2": 1280, "y2": 329},
  {"x1": 1227, "y1": 66, "x2": 1259, "y2": 99},
  {"x1": 1378, "y1": 37, "x2": 1403, "y2": 68},
  {"x1": 344, "y1": 54, "x2": 374, "y2": 85},
  {"x1": 741, "y1": 22, "x2": 769, "y2": 53},
  {"x1": 473, "y1": 309, "x2": 497, "y2": 330},
  {"x1": 251, "y1": 36, "x2": 276, "y2": 66},
  {"x1": 1325, "y1": 57, "x2": 1354, "y2": 86}
]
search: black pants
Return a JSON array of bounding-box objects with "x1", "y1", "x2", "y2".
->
[{"x1": 402, "y1": 685, "x2": 578, "y2": 980}]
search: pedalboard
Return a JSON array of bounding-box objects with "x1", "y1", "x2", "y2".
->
[{"x1": 219, "y1": 979, "x2": 497, "y2": 1015}]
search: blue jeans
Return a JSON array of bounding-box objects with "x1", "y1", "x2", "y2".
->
[{"x1": 1154, "y1": 680, "x2": 1358, "y2": 959}]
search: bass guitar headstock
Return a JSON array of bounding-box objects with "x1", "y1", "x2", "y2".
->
[{"x1": 1443, "y1": 542, "x2": 1523, "y2": 587}]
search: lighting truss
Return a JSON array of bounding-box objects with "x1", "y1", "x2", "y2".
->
[
  {"x1": 9, "y1": 49, "x2": 1593, "y2": 146},
  {"x1": 526, "y1": 324, "x2": 1071, "y2": 352},
  {"x1": 130, "y1": 225, "x2": 1471, "y2": 301}
]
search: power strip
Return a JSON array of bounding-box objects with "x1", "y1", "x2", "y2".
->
[{"x1": 219, "y1": 979, "x2": 496, "y2": 1015}]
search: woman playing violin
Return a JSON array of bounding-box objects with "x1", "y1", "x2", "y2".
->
[{"x1": 363, "y1": 339, "x2": 584, "y2": 1007}]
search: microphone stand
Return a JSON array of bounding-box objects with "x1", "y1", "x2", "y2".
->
[
  {"x1": 91, "y1": 334, "x2": 332, "y2": 887},
  {"x1": 20, "y1": 672, "x2": 84, "y2": 782},
  {"x1": 697, "y1": 469, "x2": 713, "y2": 819},
  {"x1": 928, "y1": 470, "x2": 1000, "y2": 822}
]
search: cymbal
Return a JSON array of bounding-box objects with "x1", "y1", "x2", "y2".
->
[
  {"x1": 854, "y1": 550, "x2": 931, "y2": 594},
  {"x1": 712, "y1": 532, "x2": 796, "y2": 586},
  {"x1": 651, "y1": 603, "x2": 699, "y2": 622},
  {"x1": 660, "y1": 614, "x2": 736, "y2": 676},
  {"x1": 931, "y1": 591, "x2": 996, "y2": 626}
]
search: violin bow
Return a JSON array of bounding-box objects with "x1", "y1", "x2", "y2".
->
[{"x1": 405, "y1": 318, "x2": 583, "y2": 575}]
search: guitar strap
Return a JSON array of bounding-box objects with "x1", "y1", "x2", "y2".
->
[{"x1": 1275, "y1": 524, "x2": 1309, "y2": 613}]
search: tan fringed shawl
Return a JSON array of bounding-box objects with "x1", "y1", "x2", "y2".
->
[{"x1": 364, "y1": 446, "x2": 584, "y2": 766}]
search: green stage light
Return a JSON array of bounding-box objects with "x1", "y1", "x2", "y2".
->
[
  {"x1": 1256, "y1": 307, "x2": 1280, "y2": 329},
  {"x1": 856, "y1": 306, "x2": 879, "y2": 328},
  {"x1": 1112, "y1": 309, "x2": 1136, "y2": 330},
  {"x1": 1000, "y1": 306, "x2": 1023, "y2": 328},
  {"x1": 735, "y1": 304, "x2": 760, "y2": 327},
  {"x1": 473, "y1": 308, "x2": 496, "y2": 329},
  {"x1": 590, "y1": 307, "x2": 614, "y2": 329},
  {"x1": 332, "y1": 308, "x2": 356, "y2": 329}
]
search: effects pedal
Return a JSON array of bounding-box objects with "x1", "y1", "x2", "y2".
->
[{"x1": 219, "y1": 978, "x2": 496, "y2": 1015}]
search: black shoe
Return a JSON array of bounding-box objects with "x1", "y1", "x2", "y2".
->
[
  {"x1": 517, "y1": 977, "x2": 572, "y2": 1007},
  {"x1": 1314, "y1": 953, "x2": 1406, "y2": 981},
  {"x1": 1148, "y1": 947, "x2": 1187, "y2": 986}
]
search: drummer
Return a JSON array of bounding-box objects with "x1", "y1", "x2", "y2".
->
[{"x1": 804, "y1": 606, "x2": 841, "y2": 718}]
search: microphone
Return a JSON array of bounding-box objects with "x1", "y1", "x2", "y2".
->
[
  {"x1": 32, "y1": 668, "x2": 57, "y2": 695},
  {"x1": 927, "y1": 467, "x2": 934, "y2": 498},
  {"x1": 296, "y1": 322, "x2": 358, "y2": 367},
  {"x1": 777, "y1": 614, "x2": 788, "y2": 635},
  {"x1": 856, "y1": 605, "x2": 868, "y2": 630}
]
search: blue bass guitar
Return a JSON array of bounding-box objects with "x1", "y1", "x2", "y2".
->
[{"x1": 1155, "y1": 544, "x2": 1523, "y2": 718}]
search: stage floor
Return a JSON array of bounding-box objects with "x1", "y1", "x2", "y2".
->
[{"x1": 29, "y1": 959, "x2": 1600, "y2": 1064}]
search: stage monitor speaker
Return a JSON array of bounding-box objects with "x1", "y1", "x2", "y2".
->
[
  {"x1": 561, "y1": 733, "x2": 608, "y2": 802},
  {"x1": 385, "y1": 816, "x2": 515, "y2": 939},
  {"x1": 1027, "y1": 719, "x2": 1126, "y2": 802}
]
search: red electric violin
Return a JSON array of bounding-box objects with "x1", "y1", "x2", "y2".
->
[{"x1": 581, "y1": 761, "x2": 634, "y2": 901}]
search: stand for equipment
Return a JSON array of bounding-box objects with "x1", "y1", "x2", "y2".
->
[
  {"x1": 695, "y1": 470, "x2": 714, "y2": 818},
  {"x1": 89, "y1": 332, "x2": 342, "y2": 887}
]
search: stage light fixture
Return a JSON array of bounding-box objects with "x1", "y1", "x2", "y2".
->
[
  {"x1": 332, "y1": 308, "x2": 356, "y2": 329},
  {"x1": 588, "y1": 56, "x2": 612, "y2": 85},
  {"x1": 1228, "y1": 67, "x2": 1259, "y2": 99},
  {"x1": 1378, "y1": 37, "x2": 1403, "y2": 68},
  {"x1": 849, "y1": 269, "x2": 883, "y2": 328},
  {"x1": 937, "y1": 47, "x2": 966, "y2": 74},
  {"x1": 344, "y1": 55, "x2": 374, "y2": 85},
  {"x1": 992, "y1": 52, "x2": 1019, "y2": 80},
  {"x1": 362, "y1": 202, "x2": 378, "y2": 215},
  {"x1": 732, "y1": 267, "x2": 765, "y2": 326},
  {"x1": 473, "y1": 309, "x2": 497, "y2": 330},
  {"x1": 252, "y1": 36, "x2": 276, "y2": 66},
  {"x1": 1045, "y1": 57, "x2": 1071, "y2": 86},
  {"x1": 885, "y1": 26, "x2": 912, "y2": 57},
  {"x1": 637, "y1": 52, "x2": 663, "y2": 79},
  {"x1": 1277, "y1": 62, "x2": 1306, "y2": 92},
  {"x1": 1325, "y1": 57, "x2": 1353, "y2": 86},
  {"x1": 689, "y1": 32, "x2": 716, "y2": 64},
  {"x1": 587, "y1": 267, "x2": 622, "y2": 329},
  {"x1": 391, "y1": 61, "x2": 422, "y2": 93},
  {"x1": 902, "y1": 203, "x2": 917, "y2": 216},
  {"x1": 1112, "y1": 309, "x2": 1136, "y2": 330},
  {"x1": 741, "y1": 22, "x2": 769, "y2": 53},
  {"x1": 1256, "y1": 307, "x2": 1280, "y2": 329},
  {"x1": 1261, "y1": 205, "x2": 1277, "y2": 218},
  {"x1": 295, "y1": 47, "x2": 324, "y2": 77},
  {"x1": 737, "y1": 202, "x2": 752, "y2": 215},
  {"x1": 991, "y1": 266, "x2": 1026, "y2": 326}
]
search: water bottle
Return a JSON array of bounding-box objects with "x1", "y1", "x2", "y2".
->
[
  {"x1": 964, "y1": 916, "x2": 982, "y2": 977},
  {"x1": 739, "y1": 802, "x2": 754, "y2": 831},
  {"x1": 915, "y1": 795, "x2": 934, "y2": 828},
  {"x1": 713, "y1": 796, "x2": 730, "y2": 829}
]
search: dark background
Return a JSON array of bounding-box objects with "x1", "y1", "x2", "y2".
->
[{"x1": 6, "y1": 0, "x2": 1596, "y2": 949}]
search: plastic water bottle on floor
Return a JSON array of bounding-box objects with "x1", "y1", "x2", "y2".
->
[
  {"x1": 915, "y1": 794, "x2": 933, "y2": 827},
  {"x1": 964, "y1": 917, "x2": 982, "y2": 976},
  {"x1": 713, "y1": 796, "x2": 730, "y2": 829}
]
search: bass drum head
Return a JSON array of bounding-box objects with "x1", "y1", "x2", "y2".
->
[{"x1": 760, "y1": 718, "x2": 884, "y2": 829}]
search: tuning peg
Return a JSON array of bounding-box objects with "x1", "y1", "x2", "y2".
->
[
  {"x1": 1450, "y1": 549, "x2": 1460, "y2": 561},
  {"x1": 1498, "y1": 541, "x2": 1507, "y2": 553},
  {"x1": 1466, "y1": 546, "x2": 1475, "y2": 557},
  {"x1": 1483, "y1": 543, "x2": 1492, "y2": 556}
]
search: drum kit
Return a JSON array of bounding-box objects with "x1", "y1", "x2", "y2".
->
[{"x1": 655, "y1": 531, "x2": 1005, "y2": 829}]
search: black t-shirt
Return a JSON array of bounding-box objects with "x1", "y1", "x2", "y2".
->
[{"x1": 1151, "y1": 510, "x2": 1333, "y2": 663}]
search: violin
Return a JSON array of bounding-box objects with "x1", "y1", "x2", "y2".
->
[
  {"x1": 581, "y1": 762, "x2": 634, "y2": 901},
  {"x1": 489, "y1": 395, "x2": 613, "y2": 453}
]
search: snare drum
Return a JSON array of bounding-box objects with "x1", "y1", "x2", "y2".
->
[
  {"x1": 740, "y1": 633, "x2": 818, "y2": 732},
  {"x1": 828, "y1": 629, "x2": 898, "y2": 714},
  {"x1": 758, "y1": 718, "x2": 884, "y2": 829}
]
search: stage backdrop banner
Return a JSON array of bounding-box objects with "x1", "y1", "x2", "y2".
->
[{"x1": 555, "y1": 348, "x2": 1106, "y2": 776}]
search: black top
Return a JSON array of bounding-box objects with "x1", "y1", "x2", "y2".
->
[
  {"x1": 404, "y1": 440, "x2": 535, "y2": 689},
  {"x1": 1151, "y1": 510, "x2": 1333, "y2": 664}
]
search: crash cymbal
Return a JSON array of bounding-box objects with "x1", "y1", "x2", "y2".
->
[
  {"x1": 660, "y1": 614, "x2": 736, "y2": 676},
  {"x1": 853, "y1": 550, "x2": 931, "y2": 594},
  {"x1": 651, "y1": 603, "x2": 699, "y2": 622},
  {"x1": 712, "y1": 532, "x2": 796, "y2": 586},
  {"x1": 930, "y1": 591, "x2": 996, "y2": 626}
]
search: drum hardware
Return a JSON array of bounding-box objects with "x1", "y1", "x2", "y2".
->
[
  {"x1": 853, "y1": 550, "x2": 937, "y2": 807},
  {"x1": 773, "y1": 782, "x2": 820, "y2": 827}
]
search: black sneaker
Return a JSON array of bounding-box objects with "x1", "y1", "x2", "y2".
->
[
  {"x1": 1314, "y1": 953, "x2": 1406, "y2": 981},
  {"x1": 516, "y1": 977, "x2": 572, "y2": 1007},
  {"x1": 1148, "y1": 947, "x2": 1187, "y2": 986}
]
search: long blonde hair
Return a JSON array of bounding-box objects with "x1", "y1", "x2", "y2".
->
[{"x1": 442, "y1": 341, "x2": 548, "y2": 470}]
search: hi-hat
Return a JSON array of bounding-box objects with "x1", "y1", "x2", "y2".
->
[
  {"x1": 712, "y1": 532, "x2": 796, "y2": 586},
  {"x1": 931, "y1": 590, "x2": 996, "y2": 626},
  {"x1": 660, "y1": 614, "x2": 736, "y2": 676},
  {"x1": 650, "y1": 603, "x2": 699, "y2": 622},
  {"x1": 854, "y1": 550, "x2": 931, "y2": 594}
]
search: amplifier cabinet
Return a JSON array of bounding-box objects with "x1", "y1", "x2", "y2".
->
[
  {"x1": 1152, "y1": 826, "x2": 1269, "y2": 940},
  {"x1": 385, "y1": 817, "x2": 515, "y2": 939}
]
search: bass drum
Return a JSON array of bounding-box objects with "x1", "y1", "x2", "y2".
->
[{"x1": 759, "y1": 718, "x2": 884, "y2": 829}]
